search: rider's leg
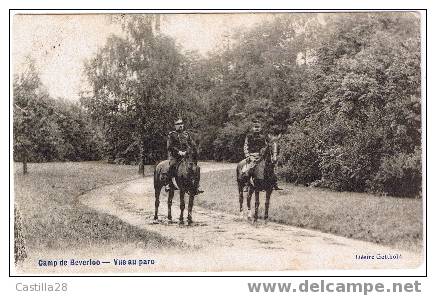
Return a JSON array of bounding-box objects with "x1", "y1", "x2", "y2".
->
[
  {"x1": 165, "y1": 156, "x2": 177, "y2": 192},
  {"x1": 243, "y1": 158, "x2": 254, "y2": 192}
]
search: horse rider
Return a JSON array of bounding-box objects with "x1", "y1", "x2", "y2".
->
[
  {"x1": 166, "y1": 118, "x2": 204, "y2": 194},
  {"x1": 243, "y1": 119, "x2": 282, "y2": 191}
]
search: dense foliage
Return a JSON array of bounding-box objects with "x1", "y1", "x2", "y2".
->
[
  {"x1": 13, "y1": 60, "x2": 103, "y2": 163},
  {"x1": 275, "y1": 14, "x2": 421, "y2": 197},
  {"x1": 204, "y1": 13, "x2": 422, "y2": 197},
  {"x1": 13, "y1": 13, "x2": 422, "y2": 197},
  {"x1": 81, "y1": 16, "x2": 208, "y2": 168}
]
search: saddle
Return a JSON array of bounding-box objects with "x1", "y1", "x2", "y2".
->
[
  {"x1": 167, "y1": 158, "x2": 196, "y2": 191},
  {"x1": 167, "y1": 160, "x2": 182, "y2": 190}
]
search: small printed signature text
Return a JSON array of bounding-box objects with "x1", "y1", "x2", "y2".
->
[{"x1": 354, "y1": 253, "x2": 402, "y2": 260}]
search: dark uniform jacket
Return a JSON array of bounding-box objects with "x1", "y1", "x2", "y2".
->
[
  {"x1": 167, "y1": 130, "x2": 196, "y2": 160},
  {"x1": 244, "y1": 132, "x2": 268, "y2": 157}
]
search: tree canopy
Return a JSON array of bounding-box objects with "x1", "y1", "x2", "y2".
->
[{"x1": 13, "y1": 13, "x2": 422, "y2": 197}]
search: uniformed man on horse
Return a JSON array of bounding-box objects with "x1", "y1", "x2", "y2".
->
[
  {"x1": 243, "y1": 119, "x2": 282, "y2": 191},
  {"x1": 166, "y1": 118, "x2": 204, "y2": 194}
]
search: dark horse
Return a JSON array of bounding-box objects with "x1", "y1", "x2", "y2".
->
[
  {"x1": 153, "y1": 149, "x2": 201, "y2": 225},
  {"x1": 236, "y1": 139, "x2": 277, "y2": 223}
]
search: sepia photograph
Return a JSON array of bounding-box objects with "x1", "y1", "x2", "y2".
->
[{"x1": 11, "y1": 11, "x2": 424, "y2": 274}]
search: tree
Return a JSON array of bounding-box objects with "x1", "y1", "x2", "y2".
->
[
  {"x1": 13, "y1": 58, "x2": 44, "y2": 173},
  {"x1": 279, "y1": 13, "x2": 421, "y2": 196},
  {"x1": 14, "y1": 58, "x2": 103, "y2": 167},
  {"x1": 82, "y1": 15, "x2": 211, "y2": 173},
  {"x1": 203, "y1": 14, "x2": 320, "y2": 160}
]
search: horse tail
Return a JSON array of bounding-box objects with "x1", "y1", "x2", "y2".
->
[
  {"x1": 153, "y1": 165, "x2": 159, "y2": 190},
  {"x1": 154, "y1": 163, "x2": 164, "y2": 190}
]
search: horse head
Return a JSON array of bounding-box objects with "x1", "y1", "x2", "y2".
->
[
  {"x1": 176, "y1": 147, "x2": 200, "y2": 195},
  {"x1": 251, "y1": 137, "x2": 278, "y2": 189}
]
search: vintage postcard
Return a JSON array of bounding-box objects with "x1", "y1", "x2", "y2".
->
[{"x1": 11, "y1": 11, "x2": 425, "y2": 275}]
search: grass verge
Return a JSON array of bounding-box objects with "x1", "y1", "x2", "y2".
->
[
  {"x1": 14, "y1": 162, "x2": 181, "y2": 252},
  {"x1": 197, "y1": 169, "x2": 422, "y2": 252}
]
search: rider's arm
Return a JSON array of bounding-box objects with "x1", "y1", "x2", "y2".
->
[
  {"x1": 187, "y1": 133, "x2": 199, "y2": 161},
  {"x1": 188, "y1": 134, "x2": 198, "y2": 153},
  {"x1": 167, "y1": 133, "x2": 180, "y2": 156}
]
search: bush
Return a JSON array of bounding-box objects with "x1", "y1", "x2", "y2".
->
[
  {"x1": 372, "y1": 147, "x2": 422, "y2": 197},
  {"x1": 277, "y1": 13, "x2": 421, "y2": 197},
  {"x1": 276, "y1": 125, "x2": 321, "y2": 184},
  {"x1": 212, "y1": 121, "x2": 250, "y2": 162}
]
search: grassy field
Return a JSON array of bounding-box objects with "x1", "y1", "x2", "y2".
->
[
  {"x1": 14, "y1": 162, "x2": 423, "y2": 255},
  {"x1": 197, "y1": 169, "x2": 423, "y2": 252},
  {"x1": 14, "y1": 162, "x2": 182, "y2": 253}
]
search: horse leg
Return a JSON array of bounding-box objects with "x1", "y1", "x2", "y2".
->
[
  {"x1": 247, "y1": 186, "x2": 254, "y2": 220},
  {"x1": 264, "y1": 188, "x2": 273, "y2": 223},
  {"x1": 154, "y1": 186, "x2": 161, "y2": 221},
  {"x1": 253, "y1": 190, "x2": 260, "y2": 223},
  {"x1": 179, "y1": 190, "x2": 185, "y2": 224},
  {"x1": 167, "y1": 188, "x2": 174, "y2": 221},
  {"x1": 187, "y1": 193, "x2": 195, "y2": 226},
  {"x1": 238, "y1": 181, "x2": 244, "y2": 218}
]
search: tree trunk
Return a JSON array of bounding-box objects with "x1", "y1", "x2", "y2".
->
[
  {"x1": 138, "y1": 161, "x2": 144, "y2": 176},
  {"x1": 22, "y1": 153, "x2": 28, "y2": 175}
]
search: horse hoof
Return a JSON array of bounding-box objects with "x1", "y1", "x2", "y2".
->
[
  {"x1": 264, "y1": 218, "x2": 269, "y2": 225},
  {"x1": 179, "y1": 220, "x2": 184, "y2": 225},
  {"x1": 187, "y1": 220, "x2": 193, "y2": 226}
]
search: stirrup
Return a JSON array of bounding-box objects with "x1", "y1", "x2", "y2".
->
[{"x1": 273, "y1": 184, "x2": 283, "y2": 190}]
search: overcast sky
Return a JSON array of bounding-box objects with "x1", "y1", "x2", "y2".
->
[{"x1": 13, "y1": 13, "x2": 274, "y2": 101}]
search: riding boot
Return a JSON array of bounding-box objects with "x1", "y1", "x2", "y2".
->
[{"x1": 166, "y1": 157, "x2": 179, "y2": 192}]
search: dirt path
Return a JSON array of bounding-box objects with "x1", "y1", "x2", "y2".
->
[{"x1": 20, "y1": 163, "x2": 422, "y2": 274}]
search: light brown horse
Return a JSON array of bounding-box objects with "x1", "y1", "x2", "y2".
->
[{"x1": 236, "y1": 138, "x2": 278, "y2": 223}]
